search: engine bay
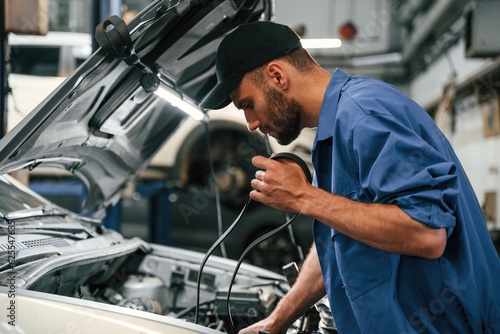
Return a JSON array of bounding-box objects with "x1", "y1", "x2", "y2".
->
[{"x1": 1, "y1": 230, "x2": 336, "y2": 333}]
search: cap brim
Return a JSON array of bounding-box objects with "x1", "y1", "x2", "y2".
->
[{"x1": 199, "y1": 75, "x2": 242, "y2": 110}]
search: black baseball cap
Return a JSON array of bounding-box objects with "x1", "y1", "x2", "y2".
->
[{"x1": 199, "y1": 21, "x2": 302, "y2": 110}]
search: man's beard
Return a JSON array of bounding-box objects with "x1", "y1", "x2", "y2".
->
[{"x1": 261, "y1": 85, "x2": 303, "y2": 146}]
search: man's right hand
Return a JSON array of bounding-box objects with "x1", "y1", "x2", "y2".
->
[
  {"x1": 238, "y1": 245, "x2": 326, "y2": 334},
  {"x1": 238, "y1": 317, "x2": 288, "y2": 334}
]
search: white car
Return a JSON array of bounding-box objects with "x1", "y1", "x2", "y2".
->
[
  {"x1": 0, "y1": 1, "x2": 330, "y2": 333},
  {"x1": 6, "y1": 15, "x2": 316, "y2": 274}
]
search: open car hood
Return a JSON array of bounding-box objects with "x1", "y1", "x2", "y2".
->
[{"x1": 0, "y1": 0, "x2": 273, "y2": 216}]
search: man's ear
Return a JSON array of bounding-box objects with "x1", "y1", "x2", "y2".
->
[{"x1": 266, "y1": 62, "x2": 288, "y2": 90}]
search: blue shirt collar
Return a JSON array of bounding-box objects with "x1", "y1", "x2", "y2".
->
[{"x1": 314, "y1": 68, "x2": 351, "y2": 142}]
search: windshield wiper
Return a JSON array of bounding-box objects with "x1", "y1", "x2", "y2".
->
[
  {"x1": 4, "y1": 206, "x2": 67, "y2": 221},
  {"x1": 11, "y1": 229, "x2": 88, "y2": 240},
  {"x1": 2, "y1": 207, "x2": 102, "y2": 237},
  {"x1": 0, "y1": 221, "x2": 92, "y2": 238}
]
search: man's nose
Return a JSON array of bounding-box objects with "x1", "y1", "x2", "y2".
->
[{"x1": 244, "y1": 109, "x2": 260, "y2": 132}]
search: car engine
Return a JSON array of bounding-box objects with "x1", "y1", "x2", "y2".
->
[{"x1": 0, "y1": 225, "x2": 336, "y2": 333}]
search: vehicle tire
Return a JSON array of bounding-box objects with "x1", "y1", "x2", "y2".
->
[{"x1": 178, "y1": 125, "x2": 268, "y2": 209}]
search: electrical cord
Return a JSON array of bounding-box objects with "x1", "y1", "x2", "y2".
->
[
  {"x1": 194, "y1": 151, "x2": 312, "y2": 327},
  {"x1": 226, "y1": 212, "x2": 301, "y2": 332},
  {"x1": 194, "y1": 197, "x2": 253, "y2": 324},
  {"x1": 203, "y1": 119, "x2": 227, "y2": 258},
  {"x1": 263, "y1": 136, "x2": 305, "y2": 263}
]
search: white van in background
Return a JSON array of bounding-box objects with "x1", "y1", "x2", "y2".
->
[{"x1": 6, "y1": 32, "x2": 92, "y2": 131}]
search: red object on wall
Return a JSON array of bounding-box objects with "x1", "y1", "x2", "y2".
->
[{"x1": 338, "y1": 21, "x2": 357, "y2": 40}]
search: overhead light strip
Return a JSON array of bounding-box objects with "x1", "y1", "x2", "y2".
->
[
  {"x1": 301, "y1": 38, "x2": 342, "y2": 49},
  {"x1": 154, "y1": 84, "x2": 206, "y2": 121}
]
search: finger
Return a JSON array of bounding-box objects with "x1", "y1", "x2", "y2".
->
[
  {"x1": 255, "y1": 170, "x2": 266, "y2": 181},
  {"x1": 251, "y1": 155, "x2": 270, "y2": 169},
  {"x1": 250, "y1": 178, "x2": 265, "y2": 191},
  {"x1": 249, "y1": 188, "x2": 264, "y2": 202}
]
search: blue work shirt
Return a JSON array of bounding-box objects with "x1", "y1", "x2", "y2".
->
[{"x1": 312, "y1": 69, "x2": 500, "y2": 333}]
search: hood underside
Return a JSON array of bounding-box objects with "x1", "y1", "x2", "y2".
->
[{"x1": 0, "y1": 0, "x2": 272, "y2": 216}]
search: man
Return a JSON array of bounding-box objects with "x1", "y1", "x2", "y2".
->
[{"x1": 200, "y1": 21, "x2": 500, "y2": 333}]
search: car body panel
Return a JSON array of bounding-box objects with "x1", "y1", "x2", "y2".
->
[{"x1": 0, "y1": 287, "x2": 222, "y2": 333}]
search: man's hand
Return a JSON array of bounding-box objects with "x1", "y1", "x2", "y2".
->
[
  {"x1": 250, "y1": 155, "x2": 311, "y2": 213},
  {"x1": 239, "y1": 245, "x2": 326, "y2": 334},
  {"x1": 238, "y1": 317, "x2": 288, "y2": 334}
]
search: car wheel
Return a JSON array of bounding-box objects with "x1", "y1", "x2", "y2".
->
[{"x1": 179, "y1": 127, "x2": 268, "y2": 209}]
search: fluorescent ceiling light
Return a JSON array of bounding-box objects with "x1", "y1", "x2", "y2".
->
[
  {"x1": 301, "y1": 38, "x2": 342, "y2": 49},
  {"x1": 351, "y1": 52, "x2": 402, "y2": 66},
  {"x1": 155, "y1": 85, "x2": 206, "y2": 121}
]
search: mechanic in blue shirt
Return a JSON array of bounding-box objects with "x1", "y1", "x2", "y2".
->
[{"x1": 200, "y1": 21, "x2": 500, "y2": 333}]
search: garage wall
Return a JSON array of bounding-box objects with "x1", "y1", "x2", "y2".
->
[
  {"x1": 274, "y1": 0, "x2": 396, "y2": 58},
  {"x1": 409, "y1": 39, "x2": 500, "y2": 230},
  {"x1": 409, "y1": 39, "x2": 490, "y2": 108}
]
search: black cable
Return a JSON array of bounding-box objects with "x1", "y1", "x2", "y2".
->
[
  {"x1": 262, "y1": 136, "x2": 304, "y2": 262},
  {"x1": 194, "y1": 151, "x2": 312, "y2": 326},
  {"x1": 224, "y1": 151, "x2": 312, "y2": 331},
  {"x1": 194, "y1": 197, "x2": 252, "y2": 324},
  {"x1": 226, "y1": 212, "x2": 301, "y2": 332},
  {"x1": 203, "y1": 119, "x2": 227, "y2": 258},
  {"x1": 195, "y1": 116, "x2": 245, "y2": 324}
]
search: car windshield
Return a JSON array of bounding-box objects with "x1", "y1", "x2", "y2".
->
[{"x1": 0, "y1": 175, "x2": 52, "y2": 217}]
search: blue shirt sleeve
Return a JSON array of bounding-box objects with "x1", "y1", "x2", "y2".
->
[{"x1": 350, "y1": 113, "x2": 459, "y2": 235}]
